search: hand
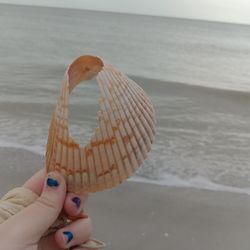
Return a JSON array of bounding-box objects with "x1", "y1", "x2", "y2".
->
[{"x1": 0, "y1": 170, "x2": 92, "y2": 250}]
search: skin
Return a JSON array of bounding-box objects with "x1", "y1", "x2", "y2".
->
[{"x1": 0, "y1": 170, "x2": 94, "y2": 250}]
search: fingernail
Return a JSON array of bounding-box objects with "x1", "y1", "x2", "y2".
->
[
  {"x1": 72, "y1": 197, "x2": 81, "y2": 209},
  {"x1": 47, "y1": 177, "x2": 59, "y2": 187},
  {"x1": 63, "y1": 231, "x2": 73, "y2": 243}
]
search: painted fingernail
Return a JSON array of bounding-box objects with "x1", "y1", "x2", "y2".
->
[
  {"x1": 63, "y1": 231, "x2": 73, "y2": 243},
  {"x1": 72, "y1": 197, "x2": 81, "y2": 208},
  {"x1": 47, "y1": 177, "x2": 59, "y2": 187}
]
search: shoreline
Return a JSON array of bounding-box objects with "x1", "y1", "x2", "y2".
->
[
  {"x1": 1, "y1": 147, "x2": 250, "y2": 196},
  {"x1": 1, "y1": 148, "x2": 250, "y2": 249}
]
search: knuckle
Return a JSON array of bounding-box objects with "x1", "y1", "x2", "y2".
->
[
  {"x1": 36, "y1": 195, "x2": 59, "y2": 211},
  {"x1": 84, "y1": 217, "x2": 92, "y2": 238}
]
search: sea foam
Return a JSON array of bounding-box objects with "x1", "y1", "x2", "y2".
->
[
  {"x1": 131, "y1": 175, "x2": 250, "y2": 195},
  {"x1": 1, "y1": 141, "x2": 250, "y2": 195}
]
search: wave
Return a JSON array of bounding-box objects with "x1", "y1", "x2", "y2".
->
[
  {"x1": 1, "y1": 142, "x2": 250, "y2": 195},
  {"x1": 1, "y1": 73, "x2": 250, "y2": 109},
  {"x1": 0, "y1": 141, "x2": 45, "y2": 156},
  {"x1": 130, "y1": 175, "x2": 250, "y2": 195},
  {"x1": 130, "y1": 75, "x2": 250, "y2": 95}
]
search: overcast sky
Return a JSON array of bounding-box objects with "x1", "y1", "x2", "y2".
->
[{"x1": 0, "y1": 0, "x2": 250, "y2": 25}]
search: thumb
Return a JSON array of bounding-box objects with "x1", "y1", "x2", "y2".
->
[{"x1": 9, "y1": 171, "x2": 66, "y2": 242}]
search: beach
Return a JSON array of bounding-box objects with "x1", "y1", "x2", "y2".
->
[
  {"x1": 1, "y1": 4, "x2": 250, "y2": 250},
  {"x1": 1, "y1": 147, "x2": 250, "y2": 250},
  {"x1": 1, "y1": 3, "x2": 250, "y2": 191}
]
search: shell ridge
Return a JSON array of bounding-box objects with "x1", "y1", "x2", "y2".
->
[
  {"x1": 97, "y1": 74, "x2": 129, "y2": 180},
  {"x1": 55, "y1": 84, "x2": 68, "y2": 172},
  {"x1": 72, "y1": 144, "x2": 76, "y2": 192},
  {"x1": 99, "y1": 68, "x2": 144, "y2": 172},
  {"x1": 62, "y1": 81, "x2": 71, "y2": 187},
  {"x1": 46, "y1": 113, "x2": 55, "y2": 170},
  {"x1": 115, "y1": 74, "x2": 155, "y2": 144},
  {"x1": 119, "y1": 74, "x2": 155, "y2": 134},
  {"x1": 125, "y1": 78, "x2": 156, "y2": 125},
  {"x1": 51, "y1": 115, "x2": 60, "y2": 173},
  {"x1": 64, "y1": 82, "x2": 71, "y2": 188},
  {"x1": 85, "y1": 144, "x2": 93, "y2": 190},
  {"x1": 102, "y1": 69, "x2": 148, "y2": 162},
  {"x1": 97, "y1": 81, "x2": 123, "y2": 186},
  {"x1": 104, "y1": 69, "x2": 151, "y2": 157},
  {"x1": 89, "y1": 139, "x2": 99, "y2": 191},
  {"x1": 99, "y1": 69, "x2": 143, "y2": 164},
  {"x1": 95, "y1": 114, "x2": 117, "y2": 189},
  {"x1": 98, "y1": 70, "x2": 135, "y2": 176},
  {"x1": 67, "y1": 142, "x2": 73, "y2": 191},
  {"x1": 93, "y1": 125, "x2": 109, "y2": 190},
  {"x1": 109, "y1": 69, "x2": 154, "y2": 134},
  {"x1": 80, "y1": 149, "x2": 89, "y2": 191},
  {"x1": 121, "y1": 75, "x2": 153, "y2": 112},
  {"x1": 98, "y1": 70, "x2": 131, "y2": 181},
  {"x1": 90, "y1": 134, "x2": 105, "y2": 190},
  {"x1": 77, "y1": 147, "x2": 83, "y2": 193}
]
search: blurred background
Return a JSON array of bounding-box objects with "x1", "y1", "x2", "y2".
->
[
  {"x1": 1, "y1": 0, "x2": 250, "y2": 193},
  {"x1": 1, "y1": 1, "x2": 250, "y2": 250}
]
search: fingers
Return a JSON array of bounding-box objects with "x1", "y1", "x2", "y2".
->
[
  {"x1": 23, "y1": 170, "x2": 89, "y2": 219},
  {"x1": 39, "y1": 234, "x2": 62, "y2": 250},
  {"x1": 64, "y1": 192, "x2": 88, "y2": 218},
  {"x1": 55, "y1": 217, "x2": 92, "y2": 249},
  {"x1": 72, "y1": 247, "x2": 99, "y2": 250},
  {"x1": 21, "y1": 169, "x2": 93, "y2": 250},
  {"x1": 23, "y1": 168, "x2": 46, "y2": 195},
  {"x1": 8, "y1": 171, "x2": 66, "y2": 242},
  {"x1": 23, "y1": 169, "x2": 89, "y2": 219}
]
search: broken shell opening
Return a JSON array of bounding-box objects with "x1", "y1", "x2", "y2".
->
[{"x1": 68, "y1": 77, "x2": 100, "y2": 147}]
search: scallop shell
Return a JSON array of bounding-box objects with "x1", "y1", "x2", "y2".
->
[{"x1": 46, "y1": 55, "x2": 156, "y2": 194}]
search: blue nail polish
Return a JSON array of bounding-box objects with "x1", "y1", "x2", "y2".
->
[
  {"x1": 72, "y1": 197, "x2": 81, "y2": 208},
  {"x1": 63, "y1": 231, "x2": 73, "y2": 243},
  {"x1": 47, "y1": 177, "x2": 59, "y2": 187}
]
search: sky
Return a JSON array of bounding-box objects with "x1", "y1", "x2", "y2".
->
[{"x1": 0, "y1": 0, "x2": 250, "y2": 25}]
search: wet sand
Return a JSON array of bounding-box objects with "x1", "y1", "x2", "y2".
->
[{"x1": 1, "y1": 148, "x2": 250, "y2": 250}]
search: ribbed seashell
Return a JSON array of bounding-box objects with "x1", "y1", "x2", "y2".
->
[{"x1": 46, "y1": 55, "x2": 156, "y2": 194}]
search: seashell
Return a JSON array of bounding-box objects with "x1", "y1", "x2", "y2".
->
[
  {"x1": 0, "y1": 55, "x2": 155, "y2": 249},
  {"x1": 46, "y1": 55, "x2": 156, "y2": 194}
]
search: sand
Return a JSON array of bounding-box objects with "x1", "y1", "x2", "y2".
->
[{"x1": 1, "y1": 148, "x2": 250, "y2": 250}]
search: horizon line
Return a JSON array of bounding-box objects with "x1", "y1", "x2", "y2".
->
[{"x1": 1, "y1": 2, "x2": 250, "y2": 26}]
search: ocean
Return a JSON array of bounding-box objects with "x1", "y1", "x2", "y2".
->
[{"x1": 1, "y1": 3, "x2": 250, "y2": 193}]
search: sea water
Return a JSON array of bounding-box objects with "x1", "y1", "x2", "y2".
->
[{"x1": 1, "y1": 4, "x2": 250, "y2": 193}]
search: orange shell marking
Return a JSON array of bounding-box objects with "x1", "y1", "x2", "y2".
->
[{"x1": 46, "y1": 55, "x2": 156, "y2": 194}]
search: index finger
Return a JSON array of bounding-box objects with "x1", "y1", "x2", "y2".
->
[{"x1": 23, "y1": 169, "x2": 46, "y2": 195}]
